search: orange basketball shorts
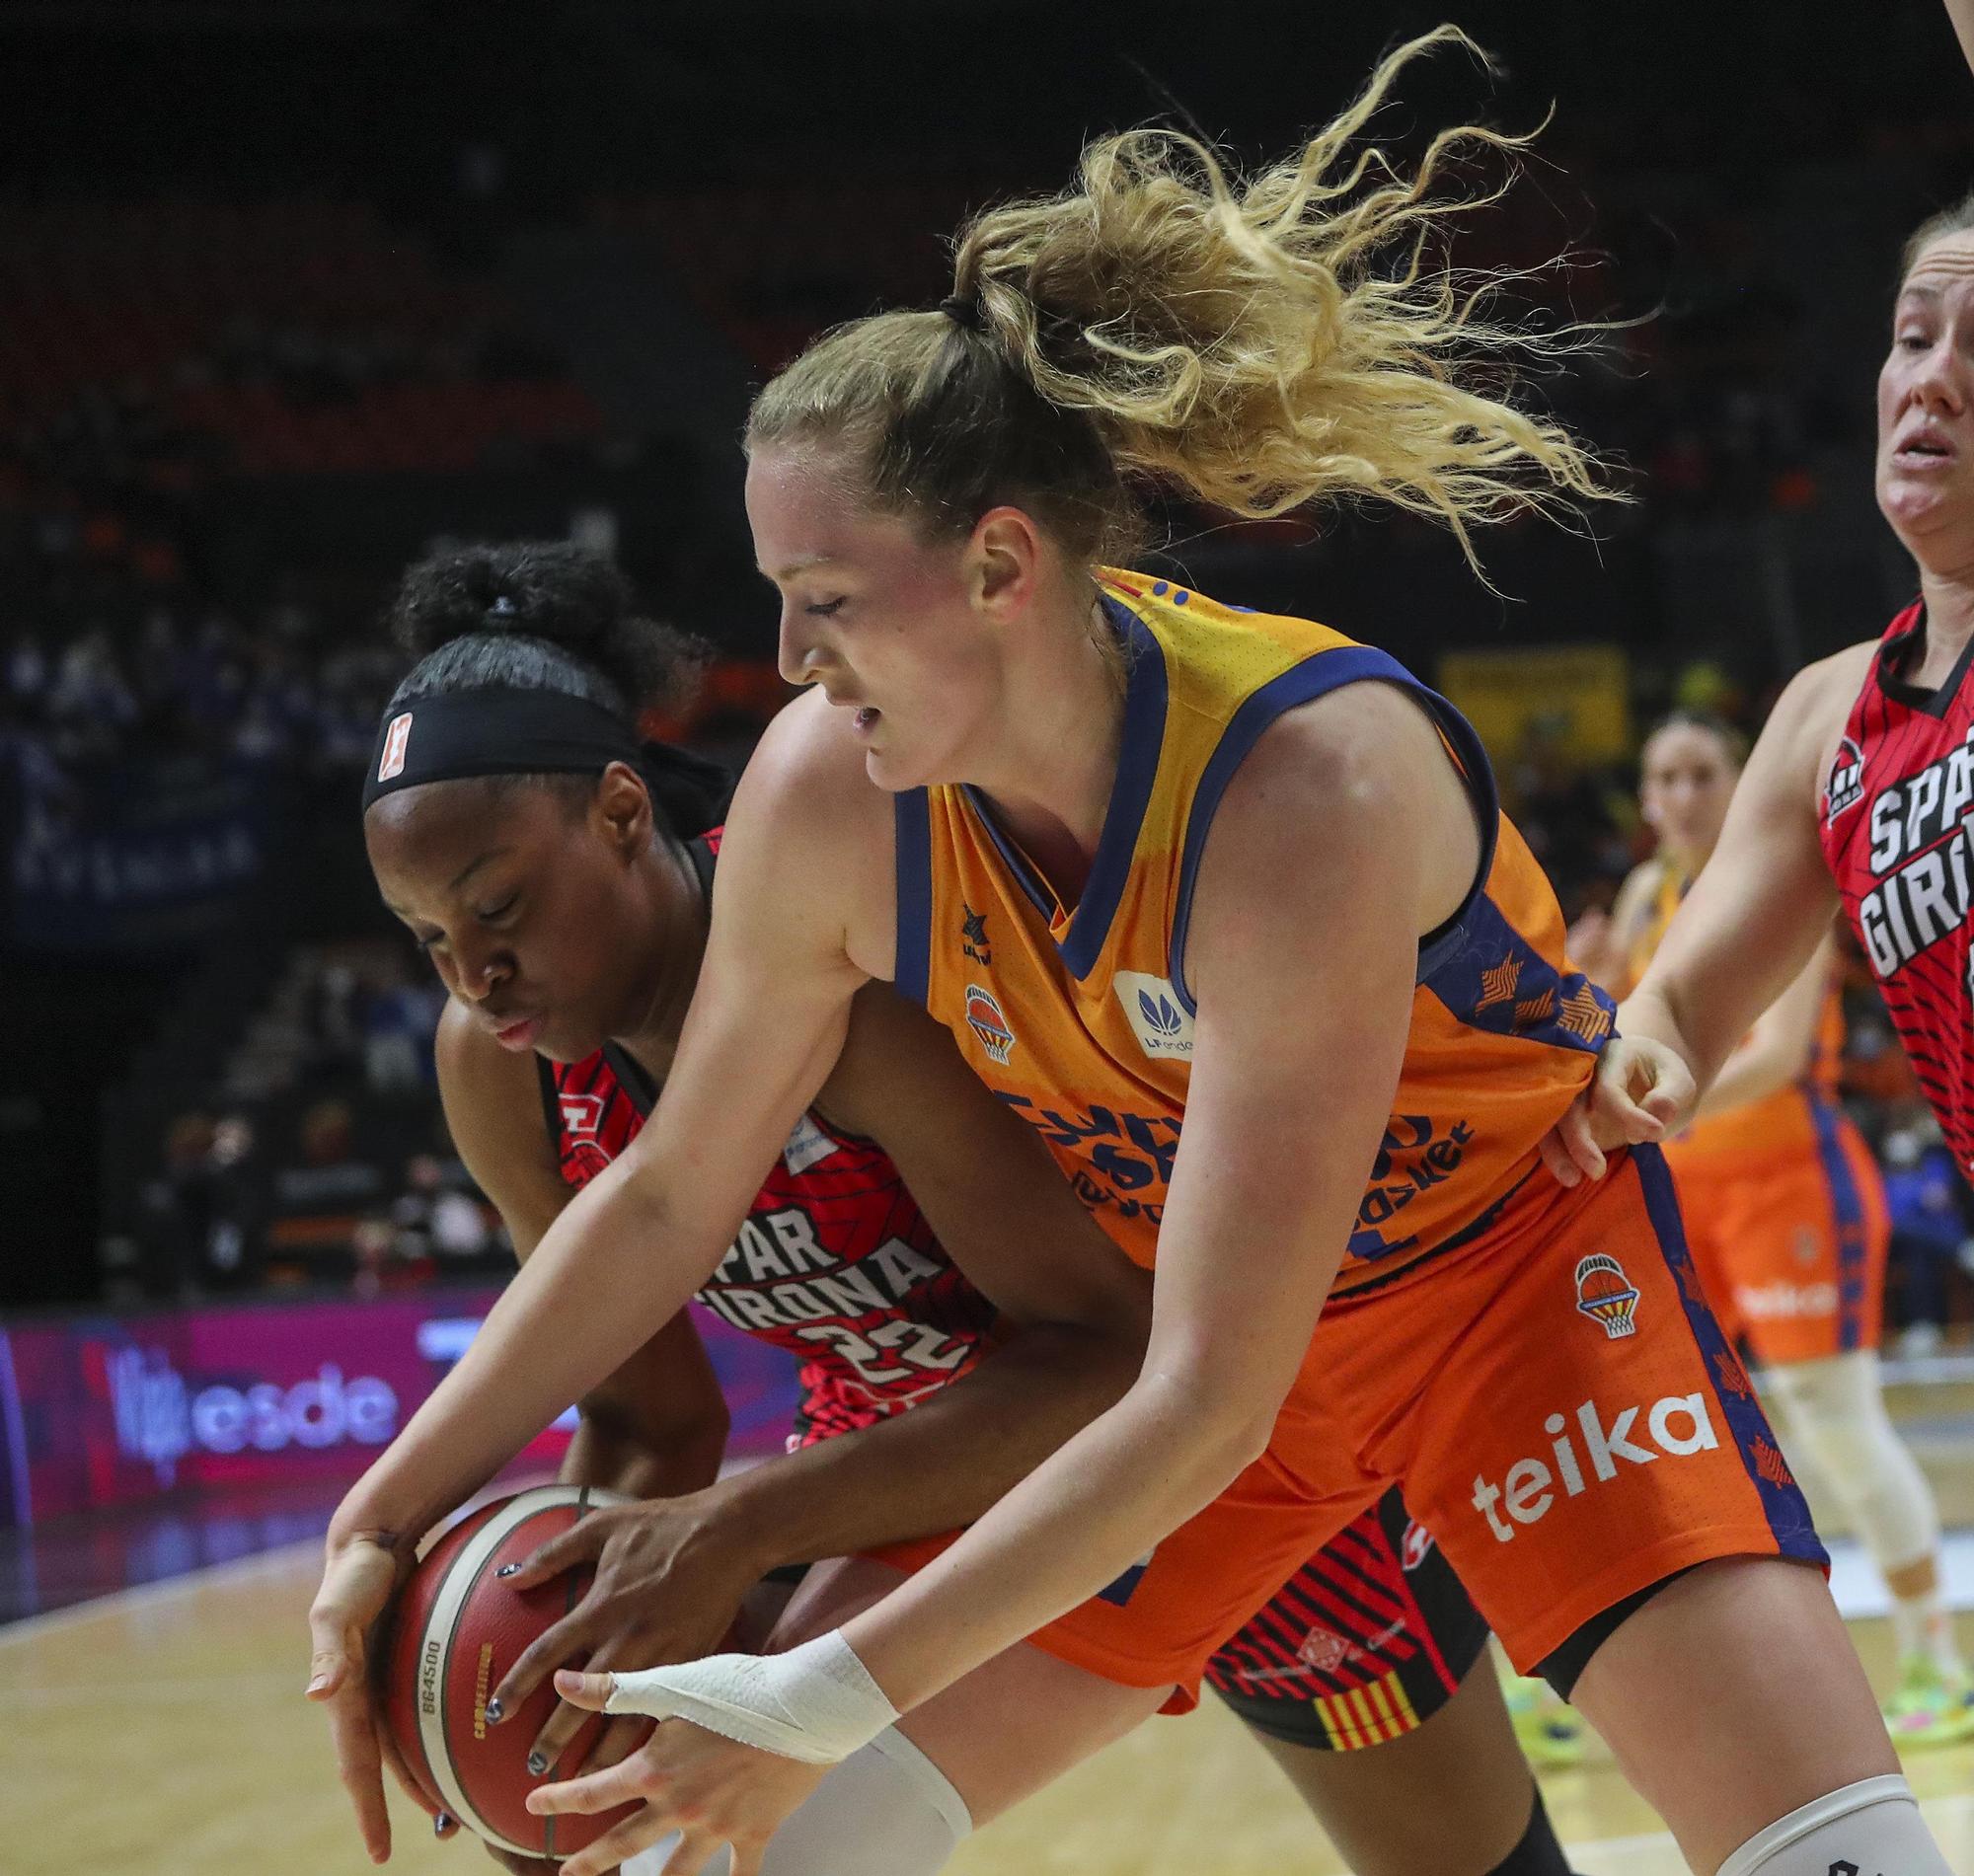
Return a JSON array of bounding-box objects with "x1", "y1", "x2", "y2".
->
[
  {"x1": 872, "y1": 1145, "x2": 1826, "y2": 1705},
  {"x1": 1665, "y1": 1103, "x2": 1889, "y2": 1367}
]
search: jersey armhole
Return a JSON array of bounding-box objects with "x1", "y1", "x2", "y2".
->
[
  {"x1": 534, "y1": 1056, "x2": 563, "y2": 1157},
  {"x1": 1166, "y1": 646, "x2": 1500, "y2": 1014},
  {"x1": 893, "y1": 788, "x2": 933, "y2": 1006}
]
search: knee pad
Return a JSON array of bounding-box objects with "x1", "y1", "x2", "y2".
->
[
  {"x1": 1765, "y1": 1352, "x2": 1939, "y2": 1574},
  {"x1": 1717, "y1": 1774, "x2": 1950, "y2": 1876},
  {"x1": 621, "y1": 1726, "x2": 972, "y2": 1876}
]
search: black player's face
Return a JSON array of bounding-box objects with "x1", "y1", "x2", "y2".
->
[
  {"x1": 746, "y1": 443, "x2": 1013, "y2": 791},
  {"x1": 1879, "y1": 233, "x2": 1974, "y2": 569},
  {"x1": 364, "y1": 774, "x2": 668, "y2": 1063},
  {"x1": 1639, "y1": 724, "x2": 1738, "y2": 864}
]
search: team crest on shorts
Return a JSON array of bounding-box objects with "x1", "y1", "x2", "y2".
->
[
  {"x1": 378, "y1": 711, "x2": 414, "y2": 782},
  {"x1": 1573, "y1": 1252, "x2": 1640, "y2": 1339},
  {"x1": 963, "y1": 984, "x2": 1016, "y2": 1065},
  {"x1": 1296, "y1": 1624, "x2": 1353, "y2": 1675},
  {"x1": 1823, "y1": 735, "x2": 1864, "y2": 823}
]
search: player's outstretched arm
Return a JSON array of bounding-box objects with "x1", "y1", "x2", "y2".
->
[
  {"x1": 1686, "y1": 931, "x2": 1837, "y2": 1123},
  {"x1": 435, "y1": 999, "x2": 731, "y2": 1503},
  {"x1": 493, "y1": 985, "x2": 1156, "y2": 1772}
]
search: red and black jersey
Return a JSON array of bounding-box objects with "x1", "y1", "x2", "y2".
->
[
  {"x1": 540, "y1": 831, "x2": 999, "y2": 1447},
  {"x1": 1820, "y1": 603, "x2": 1974, "y2": 1176}
]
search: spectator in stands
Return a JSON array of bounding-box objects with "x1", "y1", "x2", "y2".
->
[
  {"x1": 386, "y1": 1154, "x2": 494, "y2": 1271},
  {"x1": 306, "y1": 963, "x2": 365, "y2": 1085},
  {"x1": 361, "y1": 962, "x2": 440, "y2": 1092},
  {"x1": 269, "y1": 1097, "x2": 382, "y2": 1223}
]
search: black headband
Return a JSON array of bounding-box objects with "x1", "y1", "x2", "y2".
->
[{"x1": 361, "y1": 687, "x2": 645, "y2": 810}]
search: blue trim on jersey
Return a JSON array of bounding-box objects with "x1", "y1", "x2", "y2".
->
[
  {"x1": 1418, "y1": 891, "x2": 1615, "y2": 1056},
  {"x1": 1058, "y1": 600, "x2": 1170, "y2": 979},
  {"x1": 1808, "y1": 1093, "x2": 1870, "y2": 1353},
  {"x1": 1413, "y1": 698, "x2": 1501, "y2": 982},
  {"x1": 956, "y1": 598, "x2": 1169, "y2": 970},
  {"x1": 1166, "y1": 646, "x2": 1502, "y2": 1016},
  {"x1": 1633, "y1": 1144, "x2": 1829, "y2": 1566},
  {"x1": 892, "y1": 788, "x2": 933, "y2": 1007},
  {"x1": 957, "y1": 787, "x2": 1056, "y2": 922}
]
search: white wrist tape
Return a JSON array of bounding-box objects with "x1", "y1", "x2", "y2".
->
[{"x1": 603, "y1": 1629, "x2": 899, "y2": 1765}]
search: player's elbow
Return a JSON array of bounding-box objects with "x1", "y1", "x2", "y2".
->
[{"x1": 1131, "y1": 1357, "x2": 1281, "y2": 1479}]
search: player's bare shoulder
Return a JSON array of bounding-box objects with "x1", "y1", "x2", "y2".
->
[
  {"x1": 719, "y1": 687, "x2": 897, "y2": 979},
  {"x1": 1766, "y1": 638, "x2": 1879, "y2": 802}
]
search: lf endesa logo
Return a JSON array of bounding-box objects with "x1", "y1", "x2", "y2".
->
[{"x1": 102, "y1": 1345, "x2": 398, "y2": 1485}]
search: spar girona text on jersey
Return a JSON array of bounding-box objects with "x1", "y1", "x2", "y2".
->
[
  {"x1": 1821, "y1": 602, "x2": 1974, "y2": 1174},
  {"x1": 540, "y1": 831, "x2": 997, "y2": 1446}
]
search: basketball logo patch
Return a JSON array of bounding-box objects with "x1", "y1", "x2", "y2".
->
[
  {"x1": 1573, "y1": 1252, "x2": 1640, "y2": 1339},
  {"x1": 378, "y1": 711, "x2": 415, "y2": 783},
  {"x1": 963, "y1": 984, "x2": 1016, "y2": 1065},
  {"x1": 1823, "y1": 736, "x2": 1864, "y2": 823}
]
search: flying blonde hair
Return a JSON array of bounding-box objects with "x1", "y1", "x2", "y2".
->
[{"x1": 747, "y1": 26, "x2": 1615, "y2": 572}]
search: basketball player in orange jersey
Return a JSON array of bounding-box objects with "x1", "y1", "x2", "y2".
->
[
  {"x1": 1573, "y1": 713, "x2": 1969, "y2": 1747},
  {"x1": 310, "y1": 34, "x2": 1949, "y2": 1876},
  {"x1": 359, "y1": 541, "x2": 1581, "y2": 1876}
]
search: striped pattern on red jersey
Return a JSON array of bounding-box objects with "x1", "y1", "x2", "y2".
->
[
  {"x1": 542, "y1": 832, "x2": 998, "y2": 1446},
  {"x1": 1202, "y1": 1500, "x2": 1460, "y2": 1707},
  {"x1": 1820, "y1": 604, "x2": 1974, "y2": 1177}
]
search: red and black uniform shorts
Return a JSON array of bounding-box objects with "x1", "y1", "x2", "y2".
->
[{"x1": 1204, "y1": 1485, "x2": 1489, "y2": 1751}]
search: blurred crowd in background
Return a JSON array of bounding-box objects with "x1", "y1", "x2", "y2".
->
[{"x1": 4, "y1": 2, "x2": 1974, "y2": 1346}]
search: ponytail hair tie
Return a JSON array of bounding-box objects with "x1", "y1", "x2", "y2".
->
[{"x1": 938, "y1": 295, "x2": 985, "y2": 333}]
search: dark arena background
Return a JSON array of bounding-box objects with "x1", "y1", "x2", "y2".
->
[{"x1": 2, "y1": 4, "x2": 1973, "y2": 1871}]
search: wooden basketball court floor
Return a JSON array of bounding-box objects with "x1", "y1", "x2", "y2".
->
[{"x1": 4, "y1": 1382, "x2": 1973, "y2": 1876}]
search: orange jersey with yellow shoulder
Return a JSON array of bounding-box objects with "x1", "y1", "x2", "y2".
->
[
  {"x1": 892, "y1": 571, "x2": 1616, "y2": 1297},
  {"x1": 1624, "y1": 863, "x2": 1844, "y2": 1162}
]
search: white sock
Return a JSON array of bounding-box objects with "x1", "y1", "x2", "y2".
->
[{"x1": 1716, "y1": 1774, "x2": 1950, "y2": 1876}]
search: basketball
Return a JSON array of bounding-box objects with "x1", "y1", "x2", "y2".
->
[{"x1": 376, "y1": 1484, "x2": 646, "y2": 1861}]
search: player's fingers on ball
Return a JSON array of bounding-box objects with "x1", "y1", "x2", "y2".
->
[
  {"x1": 557, "y1": 1814, "x2": 671, "y2": 1876},
  {"x1": 380, "y1": 1726, "x2": 440, "y2": 1819},
  {"x1": 725, "y1": 1833, "x2": 772, "y2": 1876},
  {"x1": 328, "y1": 1707, "x2": 393, "y2": 1861},
  {"x1": 305, "y1": 1606, "x2": 359, "y2": 1695},
  {"x1": 554, "y1": 1667, "x2": 617, "y2": 1711},
  {"x1": 497, "y1": 1613, "x2": 596, "y2": 1714},
  {"x1": 579, "y1": 1714, "x2": 650, "y2": 1779},
  {"x1": 528, "y1": 1756, "x2": 644, "y2": 1818},
  {"x1": 527, "y1": 1680, "x2": 607, "y2": 1777},
  {"x1": 504, "y1": 1521, "x2": 602, "y2": 1591}
]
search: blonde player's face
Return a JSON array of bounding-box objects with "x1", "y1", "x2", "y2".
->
[
  {"x1": 746, "y1": 443, "x2": 1005, "y2": 791},
  {"x1": 1638, "y1": 723, "x2": 1739, "y2": 867},
  {"x1": 1878, "y1": 230, "x2": 1974, "y2": 567}
]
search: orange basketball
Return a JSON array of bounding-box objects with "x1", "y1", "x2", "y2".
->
[{"x1": 377, "y1": 1485, "x2": 647, "y2": 1862}]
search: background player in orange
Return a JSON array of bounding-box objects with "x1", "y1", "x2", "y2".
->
[
  {"x1": 308, "y1": 34, "x2": 1945, "y2": 1876},
  {"x1": 368, "y1": 541, "x2": 1582, "y2": 1876},
  {"x1": 1575, "y1": 712, "x2": 1967, "y2": 1744}
]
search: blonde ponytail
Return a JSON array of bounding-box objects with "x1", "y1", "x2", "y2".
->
[{"x1": 748, "y1": 27, "x2": 1616, "y2": 570}]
